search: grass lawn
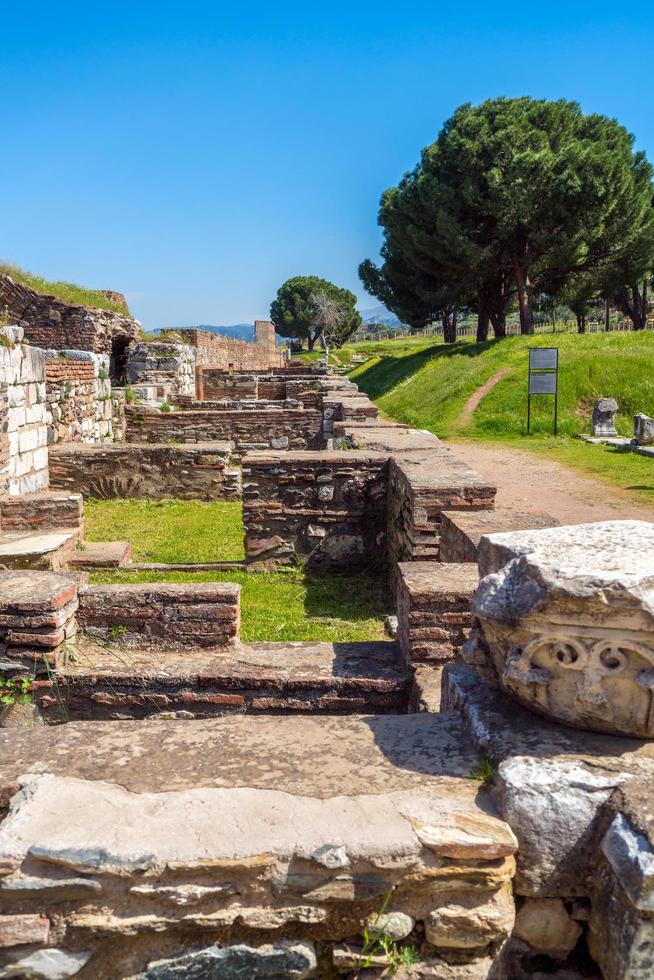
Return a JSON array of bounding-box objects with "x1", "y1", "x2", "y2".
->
[
  {"x1": 84, "y1": 499, "x2": 246, "y2": 562},
  {"x1": 0, "y1": 262, "x2": 129, "y2": 314},
  {"x1": 345, "y1": 331, "x2": 654, "y2": 505},
  {"x1": 84, "y1": 498, "x2": 391, "y2": 642},
  {"x1": 90, "y1": 567, "x2": 391, "y2": 643}
]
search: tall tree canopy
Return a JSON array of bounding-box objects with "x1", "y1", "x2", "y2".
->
[
  {"x1": 270, "y1": 276, "x2": 361, "y2": 349},
  {"x1": 360, "y1": 97, "x2": 654, "y2": 336}
]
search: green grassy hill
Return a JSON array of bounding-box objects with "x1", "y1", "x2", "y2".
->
[
  {"x1": 347, "y1": 332, "x2": 654, "y2": 439},
  {"x1": 0, "y1": 262, "x2": 129, "y2": 315},
  {"x1": 309, "y1": 330, "x2": 654, "y2": 503}
]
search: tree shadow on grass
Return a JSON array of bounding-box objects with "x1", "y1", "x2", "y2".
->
[
  {"x1": 353, "y1": 338, "x2": 498, "y2": 401},
  {"x1": 301, "y1": 568, "x2": 392, "y2": 625}
]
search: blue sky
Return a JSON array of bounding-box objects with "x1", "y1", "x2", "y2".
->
[{"x1": 3, "y1": 1, "x2": 653, "y2": 328}]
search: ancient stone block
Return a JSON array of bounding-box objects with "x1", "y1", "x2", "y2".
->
[
  {"x1": 633, "y1": 412, "x2": 654, "y2": 446},
  {"x1": 592, "y1": 397, "x2": 619, "y2": 437},
  {"x1": 439, "y1": 509, "x2": 558, "y2": 564},
  {"x1": 468, "y1": 521, "x2": 654, "y2": 737},
  {"x1": 137, "y1": 941, "x2": 317, "y2": 978}
]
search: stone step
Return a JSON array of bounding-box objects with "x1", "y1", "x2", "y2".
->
[
  {"x1": 0, "y1": 712, "x2": 517, "y2": 979},
  {"x1": 68, "y1": 540, "x2": 132, "y2": 569},
  {"x1": 37, "y1": 640, "x2": 410, "y2": 721},
  {"x1": 0, "y1": 529, "x2": 79, "y2": 570}
]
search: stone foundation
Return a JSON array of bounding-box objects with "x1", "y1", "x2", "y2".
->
[
  {"x1": 0, "y1": 712, "x2": 517, "y2": 980},
  {"x1": 78, "y1": 581, "x2": 241, "y2": 650}
]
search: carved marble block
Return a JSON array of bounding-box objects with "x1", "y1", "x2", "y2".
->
[
  {"x1": 633, "y1": 413, "x2": 654, "y2": 446},
  {"x1": 591, "y1": 397, "x2": 618, "y2": 437},
  {"x1": 466, "y1": 521, "x2": 654, "y2": 738}
]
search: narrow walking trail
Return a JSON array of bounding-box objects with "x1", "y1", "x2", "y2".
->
[
  {"x1": 451, "y1": 367, "x2": 512, "y2": 432},
  {"x1": 446, "y1": 440, "x2": 653, "y2": 524}
]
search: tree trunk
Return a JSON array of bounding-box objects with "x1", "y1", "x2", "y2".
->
[
  {"x1": 512, "y1": 258, "x2": 534, "y2": 335},
  {"x1": 632, "y1": 284, "x2": 647, "y2": 330},
  {"x1": 576, "y1": 313, "x2": 586, "y2": 334},
  {"x1": 441, "y1": 309, "x2": 457, "y2": 344},
  {"x1": 490, "y1": 311, "x2": 507, "y2": 338},
  {"x1": 476, "y1": 308, "x2": 489, "y2": 342},
  {"x1": 604, "y1": 297, "x2": 611, "y2": 332},
  {"x1": 307, "y1": 334, "x2": 315, "y2": 351}
]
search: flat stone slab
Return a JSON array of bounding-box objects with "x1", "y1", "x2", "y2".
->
[
  {"x1": 0, "y1": 712, "x2": 494, "y2": 796},
  {"x1": 0, "y1": 531, "x2": 76, "y2": 559},
  {"x1": 0, "y1": 570, "x2": 80, "y2": 612},
  {"x1": 0, "y1": 713, "x2": 517, "y2": 977},
  {"x1": 398, "y1": 562, "x2": 479, "y2": 602},
  {"x1": 68, "y1": 540, "x2": 132, "y2": 569},
  {"x1": 439, "y1": 509, "x2": 558, "y2": 563},
  {"x1": 478, "y1": 517, "x2": 654, "y2": 579},
  {"x1": 39, "y1": 640, "x2": 410, "y2": 719}
]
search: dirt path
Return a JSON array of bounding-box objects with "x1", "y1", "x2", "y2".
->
[
  {"x1": 451, "y1": 368, "x2": 512, "y2": 432},
  {"x1": 447, "y1": 440, "x2": 653, "y2": 523}
]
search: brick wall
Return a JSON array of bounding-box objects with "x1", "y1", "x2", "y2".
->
[
  {"x1": 196, "y1": 371, "x2": 322, "y2": 407},
  {"x1": 0, "y1": 492, "x2": 84, "y2": 534},
  {"x1": 0, "y1": 271, "x2": 140, "y2": 355},
  {"x1": 396, "y1": 562, "x2": 478, "y2": 666},
  {"x1": 242, "y1": 450, "x2": 388, "y2": 568},
  {"x1": 126, "y1": 342, "x2": 196, "y2": 399},
  {"x1": 78, "y1": 582, "x2": 240, "y2": 649},
  {"x1": 173, "y1": 327, "x2": 285, "y2": 371},
  {"x1": 49, "y1": 443, "x2": 241, "y2": 500},
  {"x1": 386, "y1": 453, "x2": 496, "y2": 566},
  {"x1": 125, "y1": 406, "x2": 323, "y2": 453}
]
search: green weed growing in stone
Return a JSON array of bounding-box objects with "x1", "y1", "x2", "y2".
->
[
  {"x1": 356, "y1": 891, "x2": 418, "y2": 975},
  {"x1": 109, "y1": 625, "x2": 128, "y2": 639},
  {"x1": 160, "y1": 400, "x2": 172, "y2": 413},
  {"x1": 0, "y1": 676, "x2": 32, "y2": 706},
  {"x1": 470, "y1": 755, "x2": 495, "y2": 785}
]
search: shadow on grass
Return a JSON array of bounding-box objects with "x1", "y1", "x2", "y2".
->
[
  {"x1": 353, "y1": 338, "x2": 498, "y2": 401},
  {"x1": 301, "y1": 568, "x2": 392, "y2": 624}
]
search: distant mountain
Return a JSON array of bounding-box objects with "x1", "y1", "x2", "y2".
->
[
  {"x1": 157, "y1": 323, "x2": 255, "y2": 341},
  {"x1": 358, "y1": 304, "x2": 401, "y2": 328}
]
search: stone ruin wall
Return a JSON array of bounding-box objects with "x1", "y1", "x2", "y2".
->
[
  {"x1": 242, "y1": 450, "x2": 389, "y2": 568},
  {"x1": 124, "y1": 405, "x2": 323, "y2": 454},
  {"x1": 0, "y1": 326, "x2": 49, "y2": 496},
  {"x1": 126, "y1": 342, "x2": 196, "y2": 400},
  {"x1": 0, "y1": 271, "x2": 140, "y2": 355},
  {"x1": 44, "y1": 351, "x2": 125, "y2": 445},
  {"x1": 48, "y1": 442, "x2": 241, "y2": 501},
  {"x1": 182, "y1": 324, "x2": 285, "y2": 373}
]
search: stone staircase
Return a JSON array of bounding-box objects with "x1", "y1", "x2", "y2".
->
[
  {"x1": 37, "y1": 640, "x2": 410, "y2": 722},
  {"x1": 0, "y1": 491, "x2": 131, "y2": 572}
]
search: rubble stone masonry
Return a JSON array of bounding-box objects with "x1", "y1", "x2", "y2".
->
[
  {"x1": 125, "y1": 405, "x2": 323, "y2": 453},
  {"x1": 0, "y1": 271, "x2": 140, "y2": 354},
  {"x1": 44, "y1": 351, "x2": 125, "y2": 445}
]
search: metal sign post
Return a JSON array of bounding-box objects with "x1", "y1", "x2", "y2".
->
[{"x1": 527, "y1": 348, "x2": 559, "y2": 435}]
